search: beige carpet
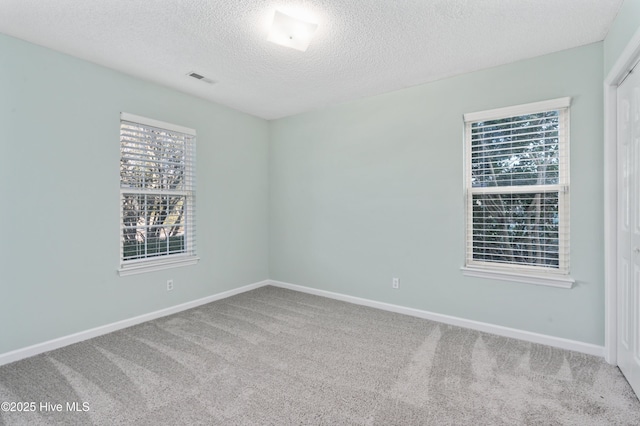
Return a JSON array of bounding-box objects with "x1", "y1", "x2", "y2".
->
[{"x1": 0, "y1": 285, "x2": 638, "y2": 425}]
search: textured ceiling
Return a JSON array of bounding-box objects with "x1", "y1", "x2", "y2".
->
[{"x1": 0, "y1": 0, "x2": 624, "y2": 119}]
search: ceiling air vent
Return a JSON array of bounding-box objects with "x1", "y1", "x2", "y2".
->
[{"x1": 187, "y1": 71, "x2": 216, "y2": 85}]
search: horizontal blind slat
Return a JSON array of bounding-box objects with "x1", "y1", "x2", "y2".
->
[
  {"x1": 465, "y1": 104, "x2": 569, "y2": 274},
  {"x1": 120, "y1": 116, "x2": 196, "y2": 265}
]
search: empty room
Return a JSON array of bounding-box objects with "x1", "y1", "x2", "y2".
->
[{"x1": 2, "y1": 0, "x2": 640, "y2": 424}]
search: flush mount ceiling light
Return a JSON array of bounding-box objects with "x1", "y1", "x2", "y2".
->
[{"x1": 267, "y1": 10, "x2": 318, "y2": 52}]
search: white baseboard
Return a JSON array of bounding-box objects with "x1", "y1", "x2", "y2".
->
[
  {"x1": 0, "y1": 280, "x2": 269, "y2": 367},
  {"x1": 1, "y1": 278, "x2": 604, "y2": 366},
  {"x1": 268, "y1": 280, "x2": 604, "y2": 357}
]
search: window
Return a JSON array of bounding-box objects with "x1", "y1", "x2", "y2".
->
[
  {"x1": 118, "y1": 113, "x2": 198, "y2": 276},
  {"x1": 462, "y1": 98, "x2": 574, "y2": 288}
]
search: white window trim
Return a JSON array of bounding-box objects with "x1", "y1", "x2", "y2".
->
[
  {"x1": 463, "y1": 97, "x2": 571, "y2": 122},
  {"x1": 460, "y1": 267, "x2": 575, "y2": 289},
  {"x1": 120, "y1": 112, "x2": 196, "y2": 136},
  {"x1": 463, "y1": 97, "x2": 574, "y2": 288},
  {"x1": 118, "y1": 112, "x2": 199, "y2": 276},
  {"x1": 118, "y1": 255, "x2": 200, "y2": 277}
]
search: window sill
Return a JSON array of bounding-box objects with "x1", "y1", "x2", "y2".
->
[
  {"x1": 461, "y1": 267, "x2": 575, "y2": 289},
  {"x1": 118, "y1": 256, "x2": 200, "y2": 277}
]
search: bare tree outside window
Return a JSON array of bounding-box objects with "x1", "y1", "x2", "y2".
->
[
  {"x1": 119, "y1": 115, "x2": 196, "y2": 271},
  {"x1": 464, "y1": 100, "x2": 570, "y2": 276}
]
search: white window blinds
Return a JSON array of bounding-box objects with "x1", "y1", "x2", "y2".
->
[
  {"x1": 464, "y1": 98, "x2": 570, "y2": 277},
  {"x1": 119, "y1": 113, "x2": 197, "y2": 275}
]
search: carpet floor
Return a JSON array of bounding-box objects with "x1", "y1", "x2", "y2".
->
[{"x1": 0, "y1": 285, "x2": 639, "y2": 425}]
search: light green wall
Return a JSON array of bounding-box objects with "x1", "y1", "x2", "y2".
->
[
  {"x1": 4, "y1": 8, "x2": 634, "y2": 355},
  {"x1": 269, "y1": 43, "x2": 604, "y2": 345},
  {"x1": 0, "y1": 33, "x2": 269, "y2": 354},
  {"x1": 604, "y1": 0, "x2": 640, "y2": 76}
]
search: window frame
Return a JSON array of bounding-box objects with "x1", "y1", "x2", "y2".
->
[
  {"x1": 461, "y1": 98, "x2": 574, "y2": 288},
  {"x1": 118, "y1": 112, "x2": 199, "y2": 276}
]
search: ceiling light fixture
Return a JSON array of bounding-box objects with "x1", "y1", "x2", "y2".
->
[{"x1": 267, "y1": 10, "x2": 318, "y2": 52}]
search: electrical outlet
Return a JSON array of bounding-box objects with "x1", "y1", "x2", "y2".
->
[
  {"x1": 392, "y1": 278, "x2": 399, "y2": 289},
  {"x1": 167, "y1": 279, "x2": 174, "y2": 291}
]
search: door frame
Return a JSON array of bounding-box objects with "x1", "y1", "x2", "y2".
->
[{"x1": 604, "y1": 27, "x2": 640, "y2": 364}]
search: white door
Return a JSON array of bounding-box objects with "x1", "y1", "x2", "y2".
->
[{"x1": 617, "y1": 64, "x2": 640, "y2": 396}]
